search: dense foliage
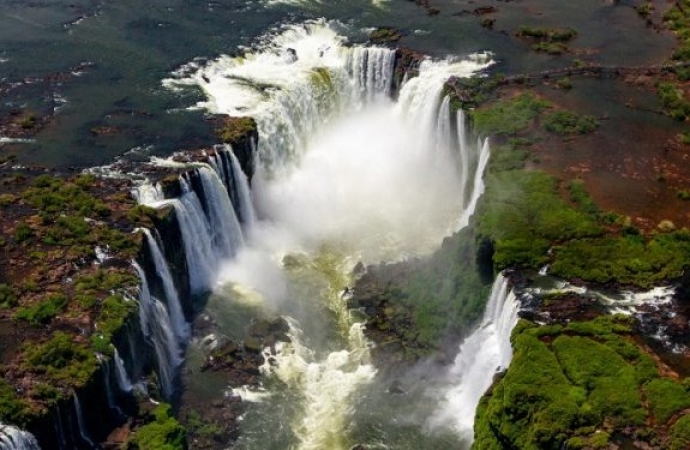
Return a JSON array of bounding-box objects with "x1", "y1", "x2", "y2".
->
[
  {"x1": 126, "y1": 404, "x2": 187, "y2": 450},
  {"x1": 21, "y1": 332, "x2": 100, "y2": 388},
  {"x1": 472, "y1": 92, "x2": 690, "y2": 288},
  {"x1": 474, "y1": 316, "x2": 690, "y2": 449}
]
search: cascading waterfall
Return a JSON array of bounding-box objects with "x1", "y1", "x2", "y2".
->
[
  {"x1": 208, "y1": 146, "x2": 257, "y2": 228},
  {"x1": 195, "y1": 166, "x2": 245, "y2": 257},
  {"x1": 0, "y1": 424, "x2": 41, "y2": 450},
  {"x1": 72, "y1": 393, "x2": 95, "y2": 448},
  {"x1": 348, "y1": 47, "x2": 396, "y2": 103},
  {"x1": 133, "y1": 261, "x2": 182, "y2": 399},
  {"x1": 165, "y1": 20, "x2": 495, "y2": 449},
  {"x1": 113, "y1": 347, "x2": 134, "y2": 393},
  {"x1": 227, "y1": 150, "x2": 256, "y2": 228},
  {"x1": 142, "y1": 228, "x2": 190, "y2": 343},
  {"x1": 100, "y1": 357, "x2": 124, "y2": 418},
  {"x1": 428, "y1": 273, "x2": 520, "y2": 442}
]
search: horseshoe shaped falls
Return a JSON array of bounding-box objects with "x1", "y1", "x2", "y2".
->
[
  {"x1": 3, "y1": 0, "x2": 690, "y2": 449},
  {"x1": 155, "y1": 21, "x2": 504, "y2": 450}
]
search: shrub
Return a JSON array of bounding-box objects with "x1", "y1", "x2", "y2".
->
[
  {"x1": 15, "y1": 294, "x2": 68, "y2": 325},
  {"x1": 644, "y1": 379, "x2": 690, "y2": 424},
  {"x1": 471, "y1": 93, "x2": 550, "y2": 136},
  {"x1": 543, "y1": 110, "x2": 599, "y2": 134},
  {"x1": 22, "y1": 332, "x2": 99, "y2": 387},
  {"x1": 126, "y1": 404, "x2": 186, "y2": 450},
  {"x1": 0, "y1": 284, "x2": 17, "y2": 308},
  {"x1": 669, "y1": 415, "x2": 690, "y2": 450},
  {"x1": 0, "y1": 379, "x2": 31, "y2": 426},
  {"x1": 658, "y1": 82, "x2": 690, "y2": 121},
  {"x1": 14, "y1": 222, "x2": 32, "y2": 242}
]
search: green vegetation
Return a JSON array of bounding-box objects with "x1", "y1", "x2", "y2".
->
[
  {"x1": 126, "y1": 404, "x2": 186, "y2": 450},
  {"x1": 0, "y1": 284, "x2": 18, "y2": 308},
  {"x1": 664, "y1": 0, "x2": 690, "y2": 64},
  {"x1": 91, "y1": 295, "x2": 137, "y2": 355},
  {"x1": 0, "y1": 379, "x2": 32, "y2": 426},
  {"x1": 550, "y1": 231, "x2": 690, "y2": 288},
  {"x1": 215, "y1": 116, "x2": 257, "y2": 144},
  {"x1": 18, "y1": 113, "x2": 37, "y2": 129},
  {"x1": 369, "y1": 27, "x2": 402, "y2": 43},
  {"x1": 185, "y1": 410, "x2": 224, "y2": 442},
  {"x1": 15, "y1": 293, "x2": 68, "y2": 325},
  {"x1": 635, "y1": 2, "x2": 654, "y2": 19},
  {"x1": 517, "y1": 26, "x2": 577, "y2": 42},
  {"x1": 365, "y1": 224, "x2": 491, "y2": 357},
  {"x1": 0, "y1": 193, "x2": 15, "y2": 206},
  {"x1": 14, "y1": 222, "x2": 32, "y2": 242},
  {"x1": 657, "y1": 82, "x2": 690, "y2": 121},
  {"x1": 467, "y1": 92, "x2": 690, "y2": 288},
  {"x1": 23, "y1": 174, "x2": 111, "y2": 217},
  {"x1": 471, "y1": 93, "x2": 550, "y2": 136},
  {"x1": 670, "y1": 415, "x2": 690, "y2": 450},
  {"x1": 516, "y1": 26, "x2": 578, "y2": 54},
  {"x1": 22, "y1": 332, "x2": 99, "y2": 387},
  {"x1": 478, "y1": 170, "x2": 602, "y2": 270},
  {"x1": 474, "y1": 316, "x2": 688, "y2": 449},
  {"x1": 543, "y1": 110, "x2": 599, "y2": 134},
  {"x1": 644, "y1": 379, "x2": 690, "y2": 424}
]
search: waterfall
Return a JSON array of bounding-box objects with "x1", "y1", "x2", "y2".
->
[
  {"x1": 167, "y1": 192, "x2": 217, "y2": 295},
  {"x1": 113, "y1": 347, "x2": 134, "y2": 393},
  {"x1": 208, "y1": 146, "x2": 256, "y2": 228},
  {"x1": 53, "y1": 408, "x2": 67, "y2": 450},
  {"x1": 133, "y1": 261, "x2": 182, "y2": 399},
  {"x1": 195, "y1": 166, "x2": 245, "y2": 257},
  {"x1": 101, "y1": 358, "x2": 124, "y2": 418},
  {"x1": 429, "y1": 273, "x2": 520, "y2": 442},
  {"x1": 134, "y1": 181, "x2": 164, "y2": 204},
  {"x1": 457, "y1": 136, "x2": 490, "y2": 230},
  {"x1": 72, "y1": 393, "x2": 96, "y2": 448},
  {"x1": 348, "y1": 46, "x2": 396, "y2": 103},
  {"x1": 142, "y1": 229, "x2": 190, "y2": 343},
  {"x1": 0, "y1": 424, "x2": 40, "y2": 450},
  {"x1": 164, "y1": 20, "x2": 496, "y2": 449},
  {"x1": 228, "y1": 150, "x2": 256, "y2": 228}
]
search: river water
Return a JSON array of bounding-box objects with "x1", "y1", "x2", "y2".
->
[{"x1": 0, "y1": 0, "x2": 673, "y2": 169}]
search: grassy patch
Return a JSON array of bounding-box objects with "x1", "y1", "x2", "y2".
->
[
  {"x1": 657, "y1": 82, "x2": 690, "y2": 121},
  {"x1": 21, "y1": 332, "x2": 99, "y2": 388},
  {"x1": 126, "y1": 404, "x2": 186, "y2": 450},
  {"x1": 0, "y1": 379, "x2": 33, "y2": 427},
  {"x1": 543, "y1": 110, "x2": 599, "y2": 134},
  {"x1": 471, "y1": 93, "x2": 550, "y2": 136},
  {"x1": 550, "y1": 231, "x2": 690, "y2": 288},
  {"x1": 478, "y1": 170, "x2": 602, "y2": 270},
  {"x1": 669, "y1": 415, "x2": 690, "y2": 450},
  {"x1": 15, "y1": 293, "x2": 68, "y2": 325},
  {"x1": 475, "y1": 316, "x2": 667, "y2": 448},
  {"x1": 644, "y1": 379, "x2": 690, "y2": 424}
]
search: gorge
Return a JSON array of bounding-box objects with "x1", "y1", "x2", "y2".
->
[{"x1": 2, "y1": 1, "x2": 690, "y2": 449}]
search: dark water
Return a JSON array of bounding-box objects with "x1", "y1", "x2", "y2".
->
[{"x1": 0, "y1": 0, "x2": 674, "y2": 168}]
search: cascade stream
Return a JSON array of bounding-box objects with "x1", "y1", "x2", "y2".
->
[{"x1": 157, "y1": 20, "x2": 504, "y2": 449}]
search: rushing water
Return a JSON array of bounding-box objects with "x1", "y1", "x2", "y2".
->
[
  {"x1": 160, "y1": 20, "x2": 502, "y2": 449},
  {"x1": 0, "y1": 424, "x2": 40, "y2": 450}
]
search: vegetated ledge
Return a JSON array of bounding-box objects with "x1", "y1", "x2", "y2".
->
[
  {"x1": 0, "y1": 113, "x2": 259, "y2": 448},
  {"x1": 0, "y1": 168, "x2": 152, "y2": 445},
  {"x1": 348, "y1": 61, "x2": 690, "y2": 448}
]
